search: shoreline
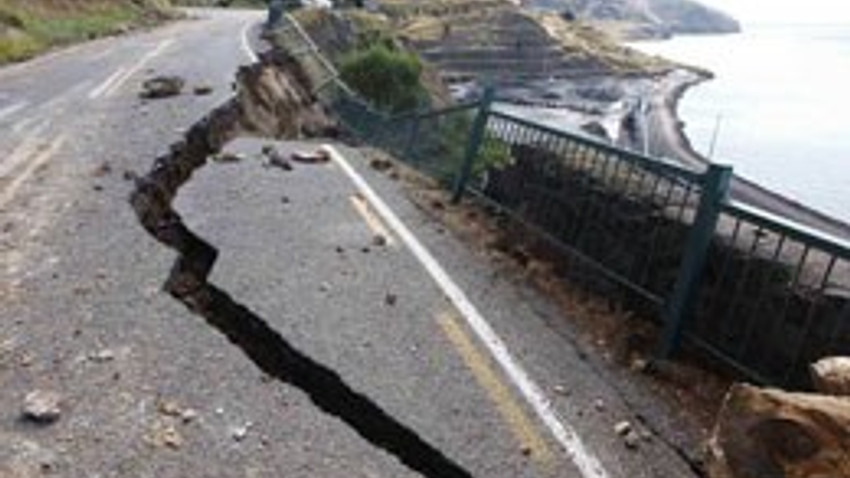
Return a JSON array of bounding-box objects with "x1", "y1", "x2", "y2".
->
[{"x1": 649, "y1": 68, "x2": 850, "y2": 240}]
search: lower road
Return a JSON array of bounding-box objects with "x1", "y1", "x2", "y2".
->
[{"x1": 2, "y1": 9, "x2": 699, "y2": 477}]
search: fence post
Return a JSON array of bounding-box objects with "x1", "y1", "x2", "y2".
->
[
  {"x1": 451, "y1": 86, "x2": 495, "y2": 204},
  {"x1": 657, "y1": 163, "x2": 733, "y2": 358},
  {"x1": 403, "y1": 113, "x2": 422, "y2": 161}
]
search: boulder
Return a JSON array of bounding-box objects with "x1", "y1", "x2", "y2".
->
[
  {"x1": 706, "y1": 383, "x2": 850, "y2": 478},
  {"x1": 811, "y1": 357, "x2": 850, "y2": 396},
  {"x1": 140, "y1": 76, "x2": 185, "y2": 99}
]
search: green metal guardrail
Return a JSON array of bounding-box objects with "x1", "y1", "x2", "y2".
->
[{"x1": 271, "y1": 11, "x2": 850, "y2": 387}]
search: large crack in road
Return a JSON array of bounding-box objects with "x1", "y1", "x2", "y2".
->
[{"x1": 128, "y1": 50, "x2": 474, "y2": 478}]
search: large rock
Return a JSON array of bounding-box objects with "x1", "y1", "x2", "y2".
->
[
  {"x1": 811, "y1": 357, "x2": 850, "y2": 396},
  {"x1": 707, "y1": 383, "x2": 850, "y2": 478}
]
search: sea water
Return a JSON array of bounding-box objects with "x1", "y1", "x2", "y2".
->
[{"x1": 632, "y1": 24, "x2": 850, "y2": 225}]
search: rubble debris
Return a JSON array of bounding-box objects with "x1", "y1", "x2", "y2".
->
[
  {"x1": 593, "y1": 398, "x2": 605, "y2": 411},
  {"x1": 552, "y1": 385, "x2": 569, "y2": 396},
  {"x1": 811, "y1": 356, "x2": 850, "y2": 396},
  {"x1": 147, "y1": 421, "x2": 183, "y2": 450},
  {"x1": 231, "y1": 423, "x2": 252, "y2": 442},
  {"x1": 291, "y1": 148, "x2": 330, "y2": 164},
  {"x1": 89, "y1": 349, "x2": 115, "y2": 363},
  {"x1": 181, "y1": 408, "x2": 199, "y2": 423},
  {"x1": 623, "y1": 430, "x2": 641, "y2": 450},
  {"x1": 22, "y1": 390, "x2": 62, "y2": 423},
  {"x1": 369, "y1": 157, "x2": 393, "y2": 172},
  {"x1": 706, "y1": 383, "x2": 850, "y2": 478},
  {"x1": 92, "y1": 161, "x2": 112, "y2": 177},
  {"x1": 140, "y1": 76, "x2": 185, "y2": 99},
  {"x1": 123, "y1": 170, "x2": 138, "y2": 182},
  {"x1": 614, "y1": 421, "x2": 632, "y2": 436},
  {"x1": 629, "y1": 357, "x2": 650, "y2": 373},
  {"x1": 211, "y1": 152, "x2": 244, "y2": 163},
  {"x1": 157, "y1": 399, "x2": 182, "y2": 417},
  {"x1": 261, "y1": 144, "x2": 293, "y2": 171},
  {"x1": 193, "y1": 84, "x2": 214, "y2": 96}
]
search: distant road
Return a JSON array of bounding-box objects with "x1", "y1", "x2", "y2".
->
[{"x1": 646, "y1": 70, "x2": 850, "y2": 241}]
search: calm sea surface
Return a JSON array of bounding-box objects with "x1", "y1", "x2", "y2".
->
[{"x1": 632, "y1": 24, "x2": 850, "y2": 225}]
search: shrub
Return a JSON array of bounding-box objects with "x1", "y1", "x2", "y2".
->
[{"x1": 340, "y1": 44, "x2": 425, "y2": 113}]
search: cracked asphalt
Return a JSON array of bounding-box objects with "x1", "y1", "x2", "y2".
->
[{"x1": 2, "y1": 8, "x2": 701, "y2": 478}]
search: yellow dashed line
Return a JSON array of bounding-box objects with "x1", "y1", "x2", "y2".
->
[
  {"x1": 0, "y1": 134, "x2": 67, "y2": 209},
  {"x1": 437, "y1": 311, "x2": 554, "y2": 466},
  {"x1": 349, "y1": 194, "x2": 397, "y2": 246}
]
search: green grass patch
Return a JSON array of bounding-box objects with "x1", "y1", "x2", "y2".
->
[{"x1": 0, "y1": 2, "x2": 166, "y2": 64}]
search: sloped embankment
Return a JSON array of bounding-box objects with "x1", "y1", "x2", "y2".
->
[{"x1": 0, "y1": 0, "x2": 173, "y2": 63}]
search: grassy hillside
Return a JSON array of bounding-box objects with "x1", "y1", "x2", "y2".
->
[{"x1": 0, "y1": 0, "x2": 173, "y2": 64}]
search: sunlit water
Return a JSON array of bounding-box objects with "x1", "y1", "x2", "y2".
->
[{"x1": 632, "y1": 24, "x2": 850, "y2": 225}]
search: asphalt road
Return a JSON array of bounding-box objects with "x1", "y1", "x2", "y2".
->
[{"x1": 2, "y1": 9, "x2": 700, "y2": 478}]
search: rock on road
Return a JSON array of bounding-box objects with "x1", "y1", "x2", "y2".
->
[{"x1": 2, "y1": 9, "x2": 699, "y2": 478}]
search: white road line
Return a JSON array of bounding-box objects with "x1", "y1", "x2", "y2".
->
[
  {"x1": 0, "y1": 135, "x2": 66, "y2": 209},
  {"x1": 89, "y1": 67, "x2": 128, "y2": 99},
  {"x1": 241, "y1": 21, "x2": 259, "y2": 63},
  {"x1": 0, "y1": 101, "x2": 28, "y2": 122},
  {"x1": 326, "y1": 145, "x2": 610, "y2": 478},
  {"x1": 89, "y1": 39, "x2": 174, "y2": 100}
]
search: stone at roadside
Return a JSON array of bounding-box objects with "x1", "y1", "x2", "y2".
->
[
  {"x1": 92, "y1": 162, "x2": 112, "y2": 177},
  {"x1": 211, "y1": 152, "x2": 244, "y2": 163},
  {"x1": 580, "y1": 121, "x2": 611, "y2": 143},
  {"x1": 291, "y1": 149, "x2": 330, "y2": 164},
  {"x1": 180, "y1": 408, "x2": 198, "y2": 423},
  {"x1": 614, "y1": 421, "x2": 632, "y2": 436},
  {"x1": 147, "y1": 421, "x2": 183, "y2": 450},
  {"x1": 89, "y1": 349, "x2": 115, "y2": 363},
  {"x1": 231, "y1": 423, "x2": 252, "y2": 442},
  {"x1": 140, "y1": 76, "x2": 185, "y2": 99},
  {"x1": 193, "y1": 84, "x2": 214, "y2": 96},
  {"x1": 593, "y1": 398, "x2": 605, "y2": 411},
  {"x1": 22, "y1": 390, "x2": 62, "y2": 423},
  {"x1": 262, "y1": 146, "x2": 293, "y2": 171},
  {"x1": 623, "y1": 430, "x2": 641, "y2": 450},
  {"x1": 157, "y1": 399, "x2": 182, "y2": 417},
  {"x1": 706, "y1": 383, "x2": 850, "y2": 478},
  {"x1": 369, "y1": 157, "x2": 392, "y2": 172},
  {"x1": 372, "y1": 234, "x2": 387, "y2": 247},
  {"x1": 811, "y1": 356, "x2": 850, "y2": 396},
  {"x1": 553, "y1": 385, "x2": 569, "y2": 396},
  {"x1": 384, "y1": 293, "x2": 397, "y2": 306}
]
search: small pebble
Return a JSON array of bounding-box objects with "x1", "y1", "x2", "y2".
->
[{"x1": 23, "y1": 390, "x2": 62, "y2": 423}]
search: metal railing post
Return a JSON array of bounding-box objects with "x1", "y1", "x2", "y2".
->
[
  {"x1": 657, "y1": 163, "x2": 733, "y2": 358},
  {"x1": 403, "y1": 114, "x2": 422, "y2": 161},
  {"x1": 451, "y1": 86, "x2": 494, "y2": 204}
]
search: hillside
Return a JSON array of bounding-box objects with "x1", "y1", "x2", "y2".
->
[
  {"x1": 0, "y1": 0, "x2": 173, "y2": 63},
  {"x1": 392, "y1": 5, "x2": 672, "y2": 82},
  {"x1": 526, "y1": 0, "x2": 740, "y2": 39}
]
